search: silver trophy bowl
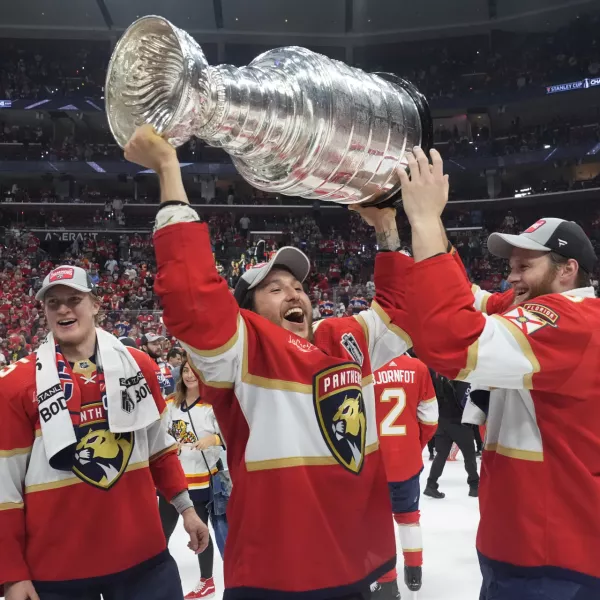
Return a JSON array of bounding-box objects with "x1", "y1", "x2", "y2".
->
[{"x1": 106, "y1": 15, "x2": 432, "y2": 205}]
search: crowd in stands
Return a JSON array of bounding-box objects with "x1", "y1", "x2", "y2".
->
[
  {"x1": 2, "y1": 113, "x2": 600, "y2": 165},
  {"x1": 2, "y1": 9, "x2": 600, "y2": 364},
  {"x1": 435, "y1": 116, "x2": 600, "y2": 159},
  {"x1": 1, "y1": 10, "x2": 599, "y2": 103},
  {"x1": 380, "y1": 11, "x2": 600, "y2": 100},
  {"x1": 2, "y1": 203, "x2": 600, "y2": 365},
  {"x1": 0, "y1": 40, "x2": 106, "y2": 100}
]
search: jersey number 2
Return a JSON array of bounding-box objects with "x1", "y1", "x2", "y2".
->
[{"x1": 380, "y1": 388, "x2": 407, "y2": 436}]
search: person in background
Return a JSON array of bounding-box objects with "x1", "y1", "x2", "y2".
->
[
  {"x1": 371, "y1": 354, "x2": 438, "y2": 598},
  {"x1": 166, "y1": 348, "x2": 184, "y2": 392},
  {"x1": 162, "y1": 356, "x2": 224, "y2": 600},
  {"x1": 0, "y1": 265, "x2": 208, "y2": 600},
  {"x1": 141, "y1": 332, "x2": 172, "y2": 397},
  {"x1": 427, "y1": 437, "x2": 436, "y2": 461},
  {"x1": 8, "y1": 334, "x2": 29, "y2": 362},
  {"x1": 318, "y1": 292, "x2": 334, "y2": 318},
  {"x1": 118, "y1": 336, "x2": 138, "y2": 349},
  {"x1": 424, "y1": 371, "x2": 479, "y2": 499}
]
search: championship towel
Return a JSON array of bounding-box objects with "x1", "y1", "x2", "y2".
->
[{"x1": 36, "y1": 328, "x2": 160, "y2": 469}]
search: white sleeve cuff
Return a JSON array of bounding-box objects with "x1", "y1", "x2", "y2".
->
[{"x1": 154, "y1": 204, "x2": 200, "y2": 232}]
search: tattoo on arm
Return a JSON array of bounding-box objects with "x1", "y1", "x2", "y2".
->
[{"x1": 376, "y1": 228, "x2": 401, "y2": 251}]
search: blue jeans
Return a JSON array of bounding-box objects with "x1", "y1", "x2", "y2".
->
[{"x1": 208, "y1": 470, "x2": 230, "y2": 559}]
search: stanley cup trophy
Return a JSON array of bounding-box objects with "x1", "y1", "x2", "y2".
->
[{"x1": 105, "y1": 15, "x2": 432, "y2": 205}]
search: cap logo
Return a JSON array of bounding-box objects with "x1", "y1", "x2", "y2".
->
[
  {"x1": 558, "y1": 238, "x2": 567, "y2": 247},
  {"x1": 524, "y1": 220, "x2": 546, "y2": 234},
  {"x1": 49, "y1": 267, "x2": 75, "y2": 282}
]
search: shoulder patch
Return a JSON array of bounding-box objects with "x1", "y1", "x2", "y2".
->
[
  {"x1": 341, "y1": 333, "x2": 364, "y2": 366},
  {"x1": 522, "y1": 303, "x2": 559, "y2": 326},
  {"x1": 502, "y1": 306, "x2": 554, "y2": 335}
]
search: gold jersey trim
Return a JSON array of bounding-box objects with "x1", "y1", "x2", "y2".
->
[
  {"x1": 245, "y1": 441, "x2": 379, "y2": 472},
  {"x1": 371, "y1": 301, "x2": 413, "y2": 348},
  {"x1": 24, "y1": 460, "x2": 150, "y2": 494},
  {"x1": 485, "y1": 442, "x2": 543, "y2": 462}
]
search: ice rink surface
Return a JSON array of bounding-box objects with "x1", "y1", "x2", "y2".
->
[{"x1": 170, "y1": 453, "x2": 483, "y2": 600}]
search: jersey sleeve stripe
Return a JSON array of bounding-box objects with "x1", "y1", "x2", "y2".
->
[
  {"x1": 471, "y1": 284, "x2": 492, "y2": 314},
  {"x1": 186, "y1": 314, "x2": 242, "y2": 357},
  {"x1": 485, "y1": 442, "x2": 544, "y2": 462},
  {"x1": 491, "y1": 315, "x2": 541, "y2": 389},
  {"x1": 149, "y1": 444, "x2": 178, "y2": 463},
  {"x1": 353, "y1": 314, "x2": 370, "y2": 348},
  {"x1": 0, "y1": 501, "x2": 24, "y2": 511},
  {"x1": 188, "y1": 360, "x2": 234, "y2": 389},
  {"x1": 455, "y1": 339, "x2": 480, "y2": 381},
  {"x1": 0, "y1": 446, "x2": 32, "y2": 458},
  {"x1": 418, "y1": 419, "x2": 438, "y2": 426},
  {"x1": 420, "y1": 396, "x2": 437, "y2": 404},
  {"x1": 371, "y1": 300, "x2": 413, "y2": 347}
]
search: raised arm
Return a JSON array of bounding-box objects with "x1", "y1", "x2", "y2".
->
[
  {"x1": 400, "y1": 147, "x2": 592, "y2": 393},
  {"x1": 349, "y1": 206, "x2": 414, "y2": 371},
  {"x1": 449, "y1": 242, "x2": 515, "y2": 314},
  {"x1": 125, "y1": 126, "x2": 243, "y2": 389},
  {"x1": 406, "y1": 254, "x2": 591, "y2": 394}
]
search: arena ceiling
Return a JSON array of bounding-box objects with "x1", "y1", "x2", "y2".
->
[{"x1": 0, "y1": 0, "x2": 597, "y2": 45}]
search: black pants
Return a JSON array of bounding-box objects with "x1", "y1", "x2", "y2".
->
[
  {"x1": 427, "y1": 420, "x2": 479, "y2": 490},
  {"x1": 34, "y1": 552, "x2": 183, "y2": 600},
  {"x1": 158, "y1": 494, "x2": 214, "y2": 579},
  {"x1": 427, "y1": 438, "x2": 436, "y2": 455},
  {"x1": 473, "y1": 424, "x2": 483, "y2": 452}
]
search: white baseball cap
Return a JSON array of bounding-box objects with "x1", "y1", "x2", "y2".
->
[
  {"x1": 36, "y1": 266, "x2": 96, "y2": 301},
  {"x1": 233, "y1": 247, "x2": 311, "y2": 307},
  {"x1": 141, "y1": 332, "x2": 166, "y2": 344}
]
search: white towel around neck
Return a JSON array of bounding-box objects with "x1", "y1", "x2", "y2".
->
[{"x1": 36, "y1": 328, "x2": 160, "y2": 466}]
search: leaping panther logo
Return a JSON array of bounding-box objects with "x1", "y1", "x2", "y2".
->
[
  {"x1": 313, "y1": 363, "x2": 367, "y2": 474},
  {"x1": 72, "y1": 428, "x2": 134, "y2": 490},
  {"x1": 332, "y1": 395, "x2": 366, "y2": 470},
  {"x1": 168, "y1": 419, "x2": 197, "y2": 445}
]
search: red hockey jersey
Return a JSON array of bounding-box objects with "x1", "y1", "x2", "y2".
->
[
  {"x1": 154, "y1": 210, "x2": 413, "y2": 599},
  {"x1": 0, "y1": 347, "x2": 186, "y2": 590},
  {"x1": 406, "y1": 252, "x2": 600, "y2": 582},
  {"x1": 374, "y1": 355, "x2": 437, "y2": 482}
]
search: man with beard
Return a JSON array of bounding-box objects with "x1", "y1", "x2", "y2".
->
[
  {"x1": 141, "y1": 332, "x2": 172, "y2": 397},
  {"x1": 124, "y1": 125, "x2": 414, "y2": 600},
  {"x1": 399, "y1": 147, "x2": 600, "y2": 600}
]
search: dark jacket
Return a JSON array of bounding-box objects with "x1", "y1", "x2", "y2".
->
[{"x1": 430, "y1": 370, "x2": 466, "y2": 422}]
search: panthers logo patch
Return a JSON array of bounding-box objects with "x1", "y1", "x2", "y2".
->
[
  {"x1": 313, "y1": 363, "x2": 366, "y2": 474},
  {"x1": 72, "y1": 425, "x2": 134, "y2": 490},
  {"x1": 169, "y1": 419, "x2": 197, "y2": 445}
]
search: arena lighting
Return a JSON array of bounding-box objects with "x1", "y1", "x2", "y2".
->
[
  {"x1": 514, "y1": 187, "x2": 532, "y2": 198},
  {"x1": 546, "y1": 77, "x2": 600, "y2": 94}
]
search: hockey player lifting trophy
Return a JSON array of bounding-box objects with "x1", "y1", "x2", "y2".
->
[
  {"x1": 108, "y1": 13, "x2": 433, "y2": 600},
  {"x1": 105, "y1": 15, "x2": 432, "y2": 206}
]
